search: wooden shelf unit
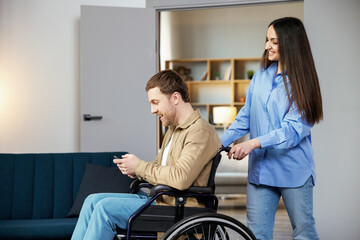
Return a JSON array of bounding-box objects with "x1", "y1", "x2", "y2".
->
[{"x1": 165, "y1": 58, "x2": 261, "y2": 128}]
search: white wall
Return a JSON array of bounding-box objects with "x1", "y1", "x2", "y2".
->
[
  {"x1": 160, "y1": 2, "x2": 303, "y2": 64},
  {"x1": 0, "y1": 0, "x2": 145, "y2": 153},
  {"x1": 305, "y1": 0, "x2": 360, "y2": 238}
]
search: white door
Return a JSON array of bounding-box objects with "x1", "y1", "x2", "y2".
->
[{"x1": 80, "y1": 6, "x2": 157, "y2": 160}]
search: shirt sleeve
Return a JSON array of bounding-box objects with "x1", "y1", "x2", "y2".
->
[
  {"x1": 257, "y1": 104, "x2": 313, "y2": 149},
  {"x1": 220, "y1": 76, "x2": 255, "y2": 147},
  {"x1": 135, "y1": 128, "x2": 221, "y2": 190}
]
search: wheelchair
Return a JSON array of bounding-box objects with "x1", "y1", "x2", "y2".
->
[{"x1": 115, "y1": 147, "x2": 256, "y2": 240}]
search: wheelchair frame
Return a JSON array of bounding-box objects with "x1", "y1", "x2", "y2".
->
[{"x1": 115, "y1": 148, "x2": 256, "y2": 240}]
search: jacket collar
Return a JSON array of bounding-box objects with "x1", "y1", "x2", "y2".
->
[{"x1": 176, "y1": 109, "x2": 201, "y2": 130}]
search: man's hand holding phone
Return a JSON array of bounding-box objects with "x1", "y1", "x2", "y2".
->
[{"x1": 113, "y1": 154, "x2": 139, "y2": 178}]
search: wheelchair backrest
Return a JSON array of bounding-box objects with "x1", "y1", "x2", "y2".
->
[{"x1": 206, "y1": 147, "x2": 230, "y2": 193}]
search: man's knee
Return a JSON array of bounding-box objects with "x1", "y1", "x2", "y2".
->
[
  {"x1": 82, "y1": 193, "x2": 104, "y2": 208},
  {"x1": 92, "y1": 198, "x2": 114, "y2": 216},
  {"x1": 92, "y1": 197, "x2": 132, "y2": 231}
]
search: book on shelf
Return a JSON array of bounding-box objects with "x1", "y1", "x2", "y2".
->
[
  {"x1": 201, "y1": 69, "x2": 208, "y2": 81},
  {"x1": 223, "y1": 66, "x2": 231, "y2": 81}
]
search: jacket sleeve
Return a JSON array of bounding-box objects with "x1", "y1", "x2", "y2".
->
[{"x1": 135, "y1": 128, "x2": 221, "y2": 190}]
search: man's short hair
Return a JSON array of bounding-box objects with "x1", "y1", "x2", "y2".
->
[{"x1": 146, "y1": 69, "x2": 190, "y2": 102}]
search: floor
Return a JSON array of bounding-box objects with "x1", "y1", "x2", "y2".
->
[{"x1": 217, "y1": 194, "x2": 293, "y2": 240}]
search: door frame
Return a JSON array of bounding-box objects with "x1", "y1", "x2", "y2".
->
[{"x1": 147, "y1": 0, "x2": 301, "y2": 10}]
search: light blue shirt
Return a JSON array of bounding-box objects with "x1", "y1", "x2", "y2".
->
[{"x1": 221, "y1": 62, "x2": 315, "y2": 187}]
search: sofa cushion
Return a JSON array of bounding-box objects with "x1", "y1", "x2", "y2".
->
[
  {"x1": 0, "y1": 218, "x2": 78, "y2": 239},
  {"x1": 67, "y1": 163, "x2": 133, "y2": 217}
]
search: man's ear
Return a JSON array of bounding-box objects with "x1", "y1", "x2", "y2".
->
[{"x1": 171, "y1": 92, "x2": 181, "y2": 105}]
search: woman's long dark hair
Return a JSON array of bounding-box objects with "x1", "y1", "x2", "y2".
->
[{"x1": 261, "y1": 17, "x2": 323, "y2": 125}]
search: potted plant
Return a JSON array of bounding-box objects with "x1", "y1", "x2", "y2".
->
[{"x1": 247, "y1": 70, "x2": 254, "y2": 79}]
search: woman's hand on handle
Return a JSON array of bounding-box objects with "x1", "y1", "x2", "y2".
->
[{"x1": 228, "y1": 138, "x2": 261, "y2": 160}]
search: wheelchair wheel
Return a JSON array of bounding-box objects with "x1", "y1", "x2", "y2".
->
[{"x1": 162, "y1": 212, "x2": 256, "y2": 240}]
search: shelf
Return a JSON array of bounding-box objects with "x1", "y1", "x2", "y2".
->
[
  {"x1": 234, "y1": 79, "x2": 251, "y2": 83},
  {"x1": 167, "y1": 59, "x2": 208, "y2": 81},
  {"x1": 187, "y1": 80, "x2": 231, "y2": 84},
  {"x1": 234, "y1": 58, "x2": 259, "y2": 79},
  {"x1": 188, "y1": 80, "x2": 250, "y2": 84},
  {"x1": 191, "y1": 103, "x2": 232, "y2": 106},
  {"x1": 166, "y1": 58, "x2": 208, "y2": 63},
  {"x1": 166, "y1": 57, "x2": 260, "y2": 126},
  {"x1": 190, "y1": 103, "x2": 208, "y2": 106},
  {"x1": 233, "y1": 102, "x2": 246, "y2": 105},
  {"x1": 213, "y1": 124, "x2": 227, "y2": 129},
  {"x1": 188, "y1": 80, "x2": 229, "y2": 84}
]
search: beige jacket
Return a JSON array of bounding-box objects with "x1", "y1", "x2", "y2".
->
[{"x1": 135, "y1": 109, "x2": 221, "y2": 206}]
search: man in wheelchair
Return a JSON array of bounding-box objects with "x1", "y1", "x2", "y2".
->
[{"x1": 71, "y1": 69, "x2": 222, "y2": 240}]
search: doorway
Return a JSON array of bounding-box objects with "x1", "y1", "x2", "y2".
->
[
  {"x1": 157, "y1": 3, "x2": 303, "y2": 236},
  {"x1": 158, "y1": 0, "x2": 304, "y2": 195}
]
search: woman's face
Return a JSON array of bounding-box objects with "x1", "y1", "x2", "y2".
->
[{"x1": 265, "y1": 25, "x2": 280, "y2": 62}]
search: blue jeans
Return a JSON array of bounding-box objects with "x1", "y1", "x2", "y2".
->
[
  {"x1": 71, "y1": 192, "x2": 152, "y2": 240},
  {"x1": 246, "y1": 177, "x2": 319, "y2": 240}
]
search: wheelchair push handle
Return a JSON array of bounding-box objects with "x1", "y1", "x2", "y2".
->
[{"x1": 219, "y1": 146, "x2": 231, "y2": 153}]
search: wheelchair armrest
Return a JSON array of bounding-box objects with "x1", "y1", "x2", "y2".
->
[
  {"x1": 148, "y1": 184, "x2": 179, "y2": 197},
  {"x1": 187, "y1": 186, "x2": 213, "y2": 194},
  {"x1": 130, "y1": 179, "x2": 141, "y2": 190},
  {"x1": 130, "y1": 179, "x2": 154, "y2": 193},
  {"x1": 148, "y1": 184, "x2": 213, "y2": 197}
]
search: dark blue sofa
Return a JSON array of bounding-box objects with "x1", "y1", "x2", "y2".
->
[{"x1": 0, "y1": 151, "x2": 130, "y2": 240}]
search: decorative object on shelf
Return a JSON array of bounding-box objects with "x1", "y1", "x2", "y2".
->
[
  {"x1": 201, "y1": 70, "x2": 208, "y2": 81},
  {"x1": 247, "y1": 70, "x2": 254, "y2": 79},
  {"x1": 223, "y1": 66, "x2": 231, "y2": 81},
  {"x1": 213, "y1": 106, "x2": 237, "y2": 132},
  {"x1": 209, "y1": 113, "x2": 214, "y2": 125},
  {"x1": 176, "y1": 66, "x2": 193, "y2": 81},
  {"x1": 215, "y1": 73, "x2": 220, "y2": 80},
  {"x1": 239, "y1": 97, "x2": 246, "y2": 103}
]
